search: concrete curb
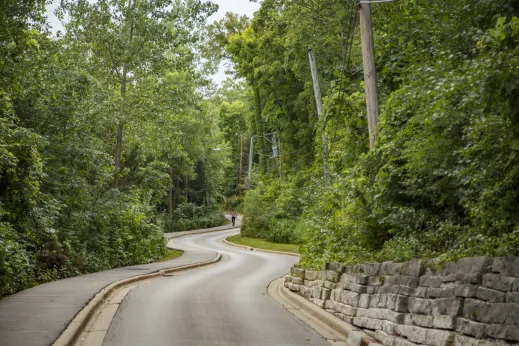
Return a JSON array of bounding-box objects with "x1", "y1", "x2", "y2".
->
[
  {"x1": 165, "y1": 224, "x2": 240, "y2": 239},
  {"x1": 52, "y1": 253, "x2": 222, "y2": 346},
  {"x1": 269, "y1": 277, "x2": 381, "y2": 346},
  {"x1": 223, "y1": 237, "x2": 300, "y2": 257}
]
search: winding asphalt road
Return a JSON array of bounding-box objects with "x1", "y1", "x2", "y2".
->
[{"x1": 102, "y1": 229, "x2": 330, "y2": 346}]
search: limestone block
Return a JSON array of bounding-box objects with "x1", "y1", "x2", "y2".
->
[
  {"x1": 317, "y1": 270, "x2": 327, "y2": 280},
  {"x1": 380, "y1": 261, "x2": 395, "y2": 276},
  {"x1": 443, "y1": 274, "x2": 459, "y2": 283},
  {"x1": 506, "y1": 292, "x2": 519, "y2": 303},
  {"x1": 395, "y1": 325, "x2": 428, "y2": 344},
  {"x1": 397, "y1": 275, "x2": 421, "y2": 288},
  {"x1": 326, "y1": 270, "x2": 340, "y2": 283},
  {"x1": 291, "y1": 267, "x2": 305, "y2": 279},
  {"x1": 326, "y1": 262, "x2": 346, "y2": 273},
  {"x1": 513, "y1": 278, "x2": 519, "y2": 292},
  {"x1": 482, "y1": 274, "x2": 515, "y2": 292},
  {"x1": 324, "y1": 280, "x2": 337, "y2": 289},
  {"x1": 369, "y1": 294, "x2": 388, "y2": 309},
  {"x1": 426, "y1": 329, "x2": 455, "y2": 346},
  {"x1": 353, "y1": 316, "x2": 384, "y2": 330},
  {"x1": 492, "y1": 257, "x2": 519, "y2": 278},
  {"x1": 312, "y1": 286, "x2": 321, "y2": 299},
  {"x1": 286, "y1": 276, "x2": 293, "y2": 283},
  {"x1": 340, "y1": 281, "x2": 368, "y2": 294},
  {"x1": 304, "y1": 280, "x2": 314, "y2": 287},
  {"x1": 426, "y1": 287, "x2": 455, "y2": 299},
  {"x1": 408, "y1": 297, "x2": 433, "y2": 315},
  {"x1": 288, "y1": 283, "x2": 301, "y2": 292},
  {"x1": 333, "y1": 312, "x2": 345, "y2": 321},
  {"x1": 462, "y1": 299, "x2": 517, "y2": 325},
  {"x1": 384, "y1": 276, "x2": 399, "y2": 286},
  {"x1": 456, "y1": 318, "x2": 486, "y2": 339},
  {"x1": 376, "y1": 330, "x2": 396, "y2": 346},
  {"x1": 455, "y1": 285, "x2": 479, "y2": 298},
  {"x1": 456, "y1": 273, "x2": 483, "y2": 285},
  {"x1": 321, "y1": 287, "x2": 331, "y2": 300},
  {"x1": 420, "y1": 275, "x2": 443, "y2": 288},
  {"x1": 341, "y1": 290, "x2": 360, "y2": 307},
  {"x1": 391, "y1": 263, "x2": 404, "y2": 276},
  {"x1": 354, "y1": 263, "x2": 381, "y2": 276},
  {"x1": 330, "y1": 288, "x2": 341, "y2": 301},
  {"x1": 344, "y1": 316, "x2": 355, "y2": 324},
  {"x1": 476, "y1": 287, "x2": 505, "y2": 303},
  {"x1": 335, "y1": 301, "x2": 358, "y2": 316},
  {"x1": 414, "y1": 287, "x2": 428, "y2": 298},
  {"x1": 311, "y1": 298, "x2": 325, "y2": 309},
  {"x1": 393, "y1": 337, "x2": 421, "y2": 346},
  {"x1": 479, "y1": 340, "x2": 514, "y2": 346},
  {"x1": 366, "y1": 263, "x2": 382, "y2": 276},
  {"x1": 368, "y1": 286, "x2": 381, "y2": 295},
  {"x1": 432, "y1": 315, "x2": 456, "y2": 330},
  {"x1": 341, "y1": 273, "x2": 370, "y2": 285},
  {"x1": 325, "y1": 300, "x2": 333, "y2": 310},
  {"x1": 441, "y1": 261, "x2": 459, "y2": 276},
  {"x1": 305, "y1": 270, "x2": 319, "y2": 281},
  {"x1": 457, "y1": 257, "x2": 493, "y2": 275},
  {"x1": 382, "y1": 320, "x2": 398, "y2": 335},
  {"x1": 432, "y1": 298, "x2": 463, "y2": 316},
  {"x1": 485, "y1": 324, "x2": 519, "y2": 342},
  {"x1": 344, "y1": 265, "x2": 354, "y2": 273},
  {"x1": 454, "y1": 334, "x2": 480, "y2": 346},
  {"x1": 409, "y1": 314, "x2": 433, "y2": 328},
  {"x1": 300, "y1": 285, "x2": 312, "y2": 298},
  {"x1": 387, "y1": 294, "x2": 409, "y2": 313},
  {"x1": 292, "y1": 277, "x2": 303, "y2": 285},
  {"x1": 401, "y1": 260, "x2": 426, "y2": 277},
  {"x1": 380, "y1": 285, "x2": 401, "y2": 294},
  {"x1": 369, "y1": 276, "x2": 385, "y2": 286},
  {"x1": 399, "y1": 286, "x2": 416, "y2": 297},
  {"x1": 359, "y1": 294, "x2": 371, "y2": 308}
]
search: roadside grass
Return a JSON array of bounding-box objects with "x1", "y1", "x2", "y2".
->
[
  {"x1": 156, "y1": 248, "x2": 183, "y2": 262},
  {"x1": 226, "y1": 234, "x2": 300, "y2": 254}
]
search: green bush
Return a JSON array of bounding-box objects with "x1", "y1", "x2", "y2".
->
[{"x1": 164, "y1": 202, "x2": 228, "y2": 233}]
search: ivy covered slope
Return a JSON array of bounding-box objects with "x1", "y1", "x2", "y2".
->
[
  {"x1": 0, "y1": 0, "x2": 230, "y2": 298},
  {"x1": 211, "y1": 0, "x2": 519, "y2": 268}
]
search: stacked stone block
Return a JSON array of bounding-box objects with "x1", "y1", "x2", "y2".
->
[{"x1": 284, "y1": 257, "x2": 519, "y2": 346}]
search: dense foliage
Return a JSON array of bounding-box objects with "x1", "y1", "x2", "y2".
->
[
  {"x1": 211, "y1": 0, "x2": 519, "y2": 267},
  {"x1": 0, "y1": 0, "x2": 230, "y2": 297}
]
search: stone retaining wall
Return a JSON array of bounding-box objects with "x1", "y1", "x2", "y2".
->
[{"x1": 285, "y1": 257, "x2": 519, "y2": 346}]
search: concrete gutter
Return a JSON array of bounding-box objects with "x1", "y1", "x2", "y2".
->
[
  {"x1": 53, "y1": 254, "x2": 222, "y2": 346},
  {"x1": 223, "y1": 237, "x2": 300, "y2": 257},
  {"x1": 268, "y1": 277, "x2": 382, "y2": 346}
]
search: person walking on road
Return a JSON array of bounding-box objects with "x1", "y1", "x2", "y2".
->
[{"x1": 231, "y1": 209, "x2": 237, "y2": 226}]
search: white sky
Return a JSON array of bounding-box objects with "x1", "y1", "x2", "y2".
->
[{"x1": 44, "y1": 0, "x2": 261, "y2": 84}]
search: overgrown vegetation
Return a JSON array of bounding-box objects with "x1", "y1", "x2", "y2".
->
[
  {"x1": 0, "y1": 0, "x2": 229, "y2": 298},
  {"x1": 210, "y1": 0, "x2": 519, "y2": 268}
]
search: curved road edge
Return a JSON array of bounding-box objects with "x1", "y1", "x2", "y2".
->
[
  {"x1": 223, "y1": 237, "x2": 300, "y2": 257},
  {"x1": 0, "y1": 216, "x2": 240, "y2": 346},
  {"x1": 53, "y1": 254, "x2": 223, "y2": 346},
  {"x1": 268, "y1": 277, "x2": 382, "y2": 346}
]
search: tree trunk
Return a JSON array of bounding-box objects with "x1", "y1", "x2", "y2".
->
[
  {"x1": 113, "y1": 0, "x2": 135, "y2": 188},
  {"x1": 168, "y1": 166, "x2": 174, "y2": 216}
]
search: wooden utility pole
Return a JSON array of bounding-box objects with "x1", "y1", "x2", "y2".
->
[
  {"x1": 239, "y1": 135, "x2": 243, "y2": 186},
  {"x1": 247, "y1": 136, "x2": 255, "y2": 190},
  {"x1": 359, "y1": 2, "x2": 380, "y2": 149},
  {"x1": 308, "y1": 48, "x2": 323, "y2": 120},
  {"x1": 308, "y1": 47, "x2": 328, "y2": 176}
]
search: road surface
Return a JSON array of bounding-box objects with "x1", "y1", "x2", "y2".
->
[{"x1": 102, "y1": 229, "x2": 329, "y2": 346}]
